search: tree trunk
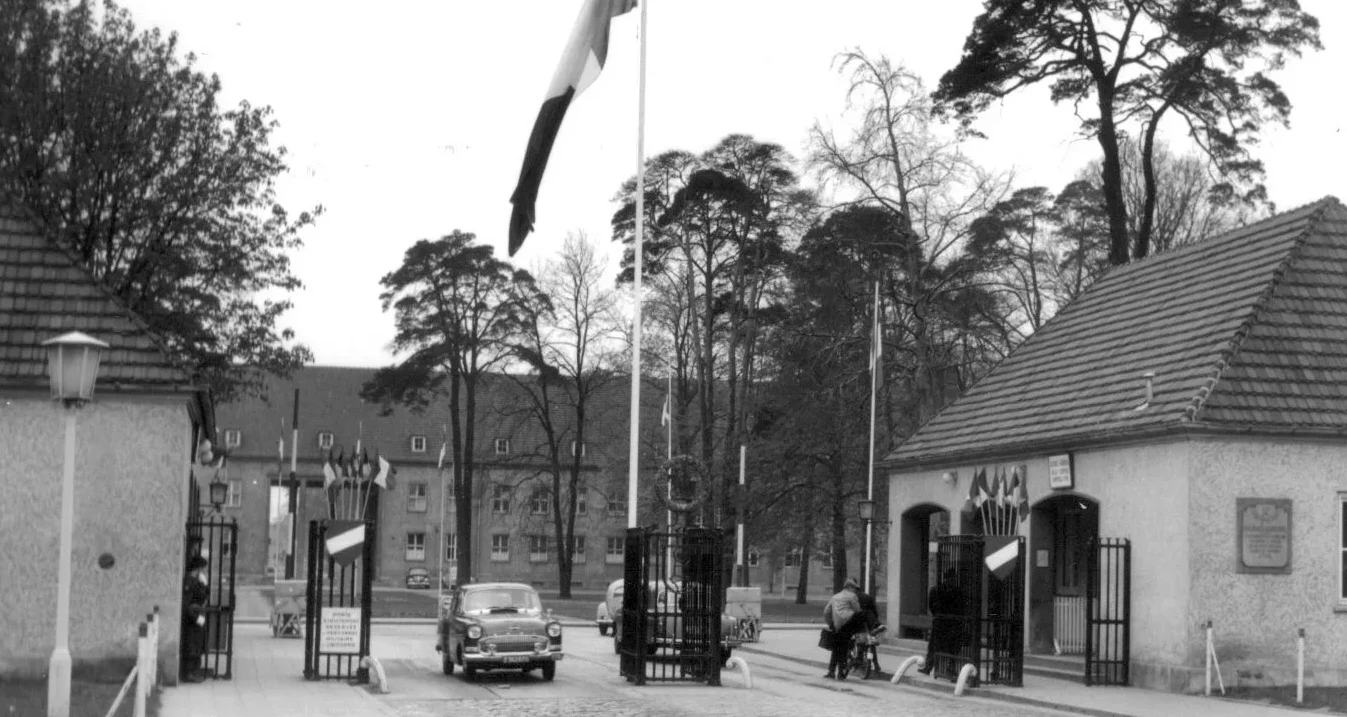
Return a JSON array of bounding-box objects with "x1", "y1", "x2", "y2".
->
[
  {"x1": 794, "y1": 514, "x2": 814, "y2": 604},
  {"x1": 831, "y1": 484, "x2": 849, "y2": 594},
  {"x1": 1137, "y1": 113, "x2": 1167, "y2": 261},
  {"x1": 451, "y1": 371, "x2": 472, "y2": 586},
  {"x1": 1096, "y1": 88, "x2": 1131, "y2": 266}
]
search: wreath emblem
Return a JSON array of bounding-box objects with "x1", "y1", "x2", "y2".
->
[{"x1": 654, "y1": 454, "x2": 711, "y2": 515}]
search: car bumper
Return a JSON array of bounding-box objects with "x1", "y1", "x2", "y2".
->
[
  {"x1": 596, "y1": 619, "x2": 614, "y2": 628},
  {"x1": 461, "y1": 649, "x2": 563, "y2": 667}
]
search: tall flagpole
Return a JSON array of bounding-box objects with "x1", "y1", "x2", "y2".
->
[
  {"x1": 626, "y1": 0, "x2": 648, "y2": 529},
  {"x1": 436, "y1": 432, "x2": 449, "y2": 609},
  {"x1": 864, "y1": 281, "x2": 880, "y2": 595},
  {"x1": 665, "y1": 375, "x2": 673, "y2": 579}
]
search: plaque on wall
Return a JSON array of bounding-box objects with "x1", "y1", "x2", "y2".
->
[
  {"x1": 1048, "y1": 454, "x2": 1073, "y2": 489},
  {"x1": 1236, "y1": 498, "x2": 1292, "y2": 574}
]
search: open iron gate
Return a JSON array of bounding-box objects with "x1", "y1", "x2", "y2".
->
[
  {"x1": 1085, "y1": 538, "x2": 1131, "y2": 686},
  {"x1": 304, "y1": 519, "x2": 375, "y2": 682},
  {"x1": 183, "y1": 514, "x2": 237, "y2": 680},
  {"x1": 931, "y1": 535, "x2": 1024, "y2": 687},
  {"x1": 618, "y1": 526, "x2": 727, "y2": 685}
]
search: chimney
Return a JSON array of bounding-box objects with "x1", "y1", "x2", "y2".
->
[{"x1": 1135, "y1": 371, "x2": 1156, "y2": 411}]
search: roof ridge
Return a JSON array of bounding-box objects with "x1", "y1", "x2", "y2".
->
[
  {"x1": 1, "y1": 193, "x2": 201, "y2": 389},
  {"x1": 1181, "y1": 200, "x2": 1335, "y2": 422}
]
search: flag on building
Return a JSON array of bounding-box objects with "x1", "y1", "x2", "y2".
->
[
  {"x1": 437, "y1": 441, "x2": 447, "y2": 471},
  {"x1": 324, "y1": 520, "x2": 366, "y2": 567},
  {"x1": 375, "y1": 455, "x2": 393, "y2": 489},
  {"x1": 984, "y1": 535, "x2": 1020, "y2": 580},
  {"x1": 508, "y1": 0, "x2": 638, "y2": 256}
]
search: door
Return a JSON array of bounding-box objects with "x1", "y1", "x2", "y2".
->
[{"x1": 183, "y1": 514, "x2": 238, "y2": 680}]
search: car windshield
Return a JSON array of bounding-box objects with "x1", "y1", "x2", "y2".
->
[{"x1": 461, "y1": 588, "x2": 542, "y2": 614}]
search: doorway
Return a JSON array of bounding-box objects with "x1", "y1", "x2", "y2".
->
[
  {"x1": 1028, "y1": 495, "x2": 1099, "y2": 655},
  {"x1": 897, "y1": 505, "x2": 949, "y2": 639}
]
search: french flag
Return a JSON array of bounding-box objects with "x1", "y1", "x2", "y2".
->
[{"x1": 509, "y1": 0, "x2": 637, "y2": 256}]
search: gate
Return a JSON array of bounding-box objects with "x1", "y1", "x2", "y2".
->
[
  {"x1": 619, "y1": 526, "x2": 727, "y2": 685},
  {"x1": 931, "y1": 535, "x2": 1024, "y2": 687},
  {"x1": 1085, "y1": 538, "x2": 1131, "y2": 686},
  {"x1": 304, "y1": 519, "x2": 375, "y2": 682},
  {"x1": 183, "y1": 514, "x2": 238, "y2": 680}
]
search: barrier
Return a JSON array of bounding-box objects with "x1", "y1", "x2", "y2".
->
[
  {"x1": 953, "y1": 663, "x2": 977, "y2": 697},
  {"x1": 361, "y1": 656, "x2": 390, "y2": 694},
  {"x1": 890, "y1": 656, "x2": 924, "y2": 684},
  {"x1": 104, "y1": 611, "x2": 159, "y2": 717},
  {"x1": 723, "y1": 655, "x2": 753, "y2": 689}
]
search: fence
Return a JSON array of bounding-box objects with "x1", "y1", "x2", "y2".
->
[
  {"x1": 103, "y1": 607, "x2": 160, "y2": 717},
  {"x1": 1053, "y1": 596, "x2": 1087, "y2": 654}
]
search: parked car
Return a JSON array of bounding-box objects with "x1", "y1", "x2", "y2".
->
[
  {"x1": 435, "y1": 582, "x2": 563, "y2": 681},
  {"x1": 405, "y1": 567, "x2": 431, "y2": 589},
  {"x1": 610, "y1": 579, "x2": 740, "y2": 664},
  {"x1": 595, "y1": 578, "x2": 622, "y2": 636}
]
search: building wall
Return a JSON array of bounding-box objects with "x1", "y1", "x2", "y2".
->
[
  {"x1": 0, "y1": 397, "x2": 192, "y2": 682},
  {"x1": 1188, "y1": 437, "x2": 1347, "y2": 688}
]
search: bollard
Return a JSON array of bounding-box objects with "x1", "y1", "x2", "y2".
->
[
  {"x1": 150, "y1": 606, "x2": 160, "y2": 689},
  {"x1": 1204, "y1": 620, "x2": 1213, "y2": 697},
  {"x1": 890, "y1": 656, "x2": 924, "y2": 684},
  {"x1": 1297, "y1": 628, "x2": 1305, "y2": 704},
  {"x1": 953, "y1": 663, "x2": 977, "y2": 696},
  {"x1": 145, "y1": 612, "x2": 156, "y2": 691},
  {"x1": 724, "y1": 655, "x2": 753, "y2": 689},
  {"x1": 134, "y1": 622, "x2": 149, "y2": 717},
  {"x1": 361, "y1": 656, "x2": 390, "y2": 694}
]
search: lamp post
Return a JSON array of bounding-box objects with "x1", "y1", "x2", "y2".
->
[
  {"x1": 42, "y1": 331, "x2": 108, "y2": 717},
  {"x1": 858, "y1": 498, "x2": 876, "y2": 595}
]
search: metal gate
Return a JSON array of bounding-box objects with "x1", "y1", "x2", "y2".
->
[
  {"x1": 183, "y1": 514, "x2": 237, "y2": 680},
  {"x1": 932, "y1": 535, "x2": 1024, "y2": 687},
  {"x1": 304, "y1": 519, "x2": 375, "y2": 682},
  {"x1": 1085, "y1": 538, "x2": 1130, "y2": 686},
  {"x1": 618, "y1": 526, "x2": 727, "y2": 685}
]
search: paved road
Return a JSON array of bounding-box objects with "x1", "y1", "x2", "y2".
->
[{"x1": 367, "y1": 625, "x2": 1070, "y2": 717}]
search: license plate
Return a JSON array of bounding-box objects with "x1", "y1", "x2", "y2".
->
[{"x1": 502, "y1": 656, "x2": 528, "y2": 664}]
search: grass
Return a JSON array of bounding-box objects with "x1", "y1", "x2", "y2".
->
[
  {"x1": 1223, "y1": 685, "x2": 1347, "y2": 714},
  {"x1": 0, "y1": 679, "x2": 160, "y2": 717}
]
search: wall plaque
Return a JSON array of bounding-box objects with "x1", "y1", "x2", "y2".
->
[
  {"x1": 1236, "y1": 498, "x2": 1292, "y2": 574},
  {"x1": 1048, "y1": 454, "x2": 1073, "y2": 489}
]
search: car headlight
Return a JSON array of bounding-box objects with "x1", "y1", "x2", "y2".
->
[
  {"x1": 546, "y1": 622, "x2": 562, "y2": 638},
  {"x1": 467, "y1": 625, "x2": 482, "y2": 639}
]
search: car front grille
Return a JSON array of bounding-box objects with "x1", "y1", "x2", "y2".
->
[{"x1": 483, "y1": 633, "x2": 545, "y2": 653}]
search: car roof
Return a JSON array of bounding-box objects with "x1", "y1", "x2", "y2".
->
[
  {"x1": 408, "y1": 567, "x2": 429, "y2": 573},
  {"x1": 463, "y1": 582, "x2": 535, "y2": 591}
]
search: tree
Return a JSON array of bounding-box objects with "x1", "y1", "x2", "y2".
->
[
  {"x1": 0, "y1": 0, "x2": 319, "y2": 401},
  {"x1": 508, "y1": 232, "x2": 622, "y2": 598},
  {"x1": 935, "y1": 0, "x2": 1321, "y2": 264},
  {"x1": 362, "y1": 232, "x2": 535, "y2": 586}
]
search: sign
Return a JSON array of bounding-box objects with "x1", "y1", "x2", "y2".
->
[
  {"x1": 319, "y1": 607, "x2": 362, "y2": 654},
  {"x1": 983, "y1": 535, "x2": 1019, "y2": 580},
  {"x1": 325, "y1": 520, "x2": 365, "y2": 567},
  {"x1": 1236, "y1": 498, "x2": 1292, "y2": 574},
  {"x1": 1048, "y1": 454, "x2": 1073, "y2": 489},
  {"x1": 1036, "y1": 549, "x2": 1050, "y2": 568}
]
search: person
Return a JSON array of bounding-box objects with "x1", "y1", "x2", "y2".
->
[
  {"x1": 921, "y1": 569, "x2": 959, "y2": 677},
  {"x1": 822, "y1": 577, "x2": 862, "y2": 679},
  {"x1": 181, "y1": 556, "x2": 210, "y2": 683},
  {"x1": 856, "y1": 588, "x2": 883, "y2": 674}
]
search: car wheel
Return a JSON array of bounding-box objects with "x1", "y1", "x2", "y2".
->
[
  {"x1": 599, "y1": 624, "x2": 609, "y2": 637},
  {"x1": 463, "y1": 663, "x2": 477, "y2": 682},
  {"x1": 441, "y1": 650, "x2": 454, "y2": 675},
  {"x1": 721, "y1": 648, "x2": 732, "y2": 667},
  {"x1": 541, "y1": 662, "x2": 556, "y2": 681}
]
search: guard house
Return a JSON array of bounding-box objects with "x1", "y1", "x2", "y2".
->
[{"x1": 882, "y1": 198, "x2": 1347, "y2": 692}]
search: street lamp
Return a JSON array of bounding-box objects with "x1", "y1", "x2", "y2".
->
[
  {"x1": 858, "y1": 499, "x2": 876, "y2": 595},
  {"x1": 42, "y1": 331, "x2": 108, "y2": 717},
  {"x1": 209, "y1": 476, "x2": 228, "y2": 513}
]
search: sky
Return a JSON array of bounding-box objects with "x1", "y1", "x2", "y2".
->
[{"x1": 113, "y1": 0, "x2": 1347, "y2": 369}]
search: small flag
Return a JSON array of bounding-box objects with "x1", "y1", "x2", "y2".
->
[
  {"x1": 508, "y1": 0, "x2": 638, "y2": 255},
  {"x1": 322, "y1": 451, "x2": 337, "y2": 489},
  {"x1": 984, "y1": 535, "x2": 1019, "y2": 580},
  {"x1": 375, "y1": 455, "x2": 392, "y2": 489},
  {"x1": 660, "y1": 393, "x2": 670, "y2": 427},
  {"x1": 989, "y1": 469, "x2": 1004, "y2": 508},
  {"x1": 869, "y1": 281, "x2": 883, "y2": 385},
  {"x1": 360, "y1": 448, "x2": 372, "y2": 480},
  {"x1": 278, "y1": 437, "x2": 284, "y2": 464},
  {"x1": 325, "y1": 520, "x2": 366, "y2": 567},
  {"x1": 1014, "y1": 465, "x2": 1030, "y2": 520},
  {"x1": 437, "y1": 441, "x2": 447, "y2": 471},
  {"x1": 964, "y1": 468, "x2": 985, "y2": 513}
]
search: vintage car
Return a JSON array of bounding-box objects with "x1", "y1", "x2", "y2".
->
[
  {"x1": 405, "y1": 567, "x2": 431, "y2": 590},
  {"x1": 435, "y1": 582, "x2": 563, "y2": 681},
  {"x1": 610, "y1": 580, "x2": 741, "y2": 664},
  {"x1": 595, "y1": 578, "x2": 622, "y2": 636}
]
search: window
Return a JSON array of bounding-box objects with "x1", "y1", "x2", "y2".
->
[
  {"x1": 406, "y1": 532, "x2": 426, "y2": 561},
  {"x1": 226, "y1": 480, "x2": 242, "y2": 509},
  {"x1": 747, "y1": 550, "x2": 760, "y2": 568},
  {"x1": 494, "y1": 438, "x2": 510, "y2": 455},
  {"x1": 571, "y1": 440, "x2": 586, "y2": 457},
  {"x1": 529, "y1": 535, "x2": 549, "y2": 562},
  {"x1": 607, "y1": 494, "x2": 626, "y2": 514},
  {"x1": 784, "y1": 549, "x2": 802, "y2": 568},
  {"x1": 492, "y1": 485, "x2": 510, "y2": 514},
  {"x1": 575, "y1": 490, "x2": 587, "y2": 516},
  {"x1": 410, "y1": 435, "x2": 427, "y2": 453},
  {"x1": 317, "y1": 432, "x2": 334, "y2": 449},
  {"x1": 445, "y1": 533, "x2": 458, "y2": 563},
  {"x1": 530, "y1": 492, "x2": 551, "y2": 515},
  {"x1": 1340, "y1": 494, "x2": 1347, "y2": 603},
  {"x1": 606, "y1": 537, "x2": 625, "y2": 564},
  {"x1": 572, "y1": 536, "x2": 587, "y2": 564},
  {"x1": 407, "y1": 483, "x2": 428, "y2": 512},
  {"x1": 222, "y1": 429, "x2": 241, "y2": 448},
  {"x1": 491, "y1": 534, "x2": 510, "y2": 562},
  {"x1": 444, "y1": 477, "x2": 456, "y2": 501},
  {"x1": 820, "y1": 551, "x2": 833, "y2": 568}
]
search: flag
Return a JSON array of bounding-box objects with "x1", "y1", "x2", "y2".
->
[
  {"x1": 437, "y1": 441, "x2": 447, "y2": 470},
  {"x1": 324, "y1": 520, "x2": 366, "y2": 567},
  {"x1": 869, "y1": 282, "x2": 883, "y2": 385},
  {"x1": 375, "y1": 455, "x2": 392, "y2": 489},
  {"x1": 984, "y1": 535, "x2": 1019, "y2": 580},
  {"x1": 360, "y1": 448, "x2": 372, "y2": 480},
  {"x1": 964, "y1": 468, "x2": 988, "y2": 513},
  {"x1": 322, "y1": 451, "x2": 337, "y2": 490},
  {"x1": 660, "y1": 393, "x2": 670, "y2": 427},
  {"x1": 1014, "y1": 465, "x2": 1030, "y2": 520},
  {"x1": 508, "y1": 0, "x2": 638, "y2": 255},
  {"x1": 278, "y1": 437, "x2": 284, "y2": 465},
  {"x1": 989, "y1": 468, "x2": 1004, "y2": 508}
]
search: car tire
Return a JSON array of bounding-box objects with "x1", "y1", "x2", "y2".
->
[
  {"x1": 599, "y1": 624, "x2": 609, "y2": 637},
  {"x1": 441, "y1": 650, "x2": 454, "y2": 675},
  {"x1": 541, "y1": 662, "x2": 556, "y2": 681},
  {"x1": 463, "y1": 663, "x2": 477, "y2": 682}
]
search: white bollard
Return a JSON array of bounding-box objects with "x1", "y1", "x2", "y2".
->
[
  {"x1": 891, "y1": 656, "x2": 924, "y2": 684},
  {"x1": 1205, "y1": 621, "x2": 1213, "y2": 697},
  {"x1": 724, "y1": 655, "x2": 753, "y2": 689},
  {"x1": 1297, "y1": 628, "x2": 1305, "y2": 704},
  {"x1": 361, "y1": 656, "x2": 390, "y2": 694},
  {"x1": 134, "y1": 622, "x2": 149, "y2": 717},
  {"x1": 149, "y1": 606, "x2": 160, "y2": 689},
  {"x1": 953, "y1": 663, "x2": 977, "y2": 696}
]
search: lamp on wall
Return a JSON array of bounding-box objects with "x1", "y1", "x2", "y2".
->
[
  {"x1": 42, "y1": 331, "x2": 108, "y2": 717},
  {"x1": 209, "y1": 476, "x2": 228, "y2": 513}
]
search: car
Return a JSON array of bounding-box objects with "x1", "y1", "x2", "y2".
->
[
  {"x1": 405, "y1": 567, "x2": 431, "y2": 590},
  {"x1": 610, "y1": 579, "x2": 741, "y2": 664},
  {"x1": 595, "y1": 578, "x2": 622, "y2": 636},
  {"x1": 435, "y1": 582, "x2": 563, "y2": 682}
]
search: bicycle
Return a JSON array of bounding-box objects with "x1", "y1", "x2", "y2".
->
[{"x1": 837, "y1": 624, "x2": 886, "y2": 680}]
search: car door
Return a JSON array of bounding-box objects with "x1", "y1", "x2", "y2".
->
[{"x1": 447, "y1": 589, "x2": 465, "y2": 659}]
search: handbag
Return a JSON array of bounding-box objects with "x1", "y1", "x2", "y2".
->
[{"x1": 818, "y1": 627, "x2": 835, "y2": 650}]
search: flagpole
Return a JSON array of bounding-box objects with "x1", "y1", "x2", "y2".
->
[
  {"x1": 287, "y1": 389, "x2": 300, "y2": 579},
  {"x1": 626, "y1": 0, "x2": 648, "y2": 530},
  {"x1": 437, "y1": 455, "x2": 448, "y2": 609},
  {"x1": 665, "y1": 376, "x2": 673, "y2": 579},
  {"x1": 864, "y1": 281, "x2": 879, "y2": 595}
]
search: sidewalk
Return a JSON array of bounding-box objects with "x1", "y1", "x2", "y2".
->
[{"x1": 737, "y1": 628, "x2": 1308, "y2": 717}]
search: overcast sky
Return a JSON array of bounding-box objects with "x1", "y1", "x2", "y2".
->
[{"x1": 115, "y1": 0, "x2": 1347, "y2": 369}]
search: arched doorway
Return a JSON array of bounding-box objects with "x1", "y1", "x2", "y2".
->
[
  {"x1": 1028, "y1": 494, "x2": 1099, "y2": 655},
  {"x1": 897, "y1": 504, "x2": 950, "y2": 639}
]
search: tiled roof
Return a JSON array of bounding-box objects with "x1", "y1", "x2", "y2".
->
[
  {"x1": 214, "y1": 365, "x2": 665, "y2": 467},
  {"x1": 887, "y1": 197, "x2": 1347, "y2": 468},
  {"x1": 0, "y1": 200, "x2": 198, "y2": 393}
]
